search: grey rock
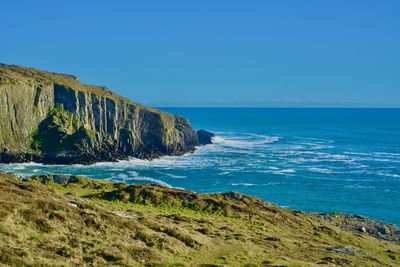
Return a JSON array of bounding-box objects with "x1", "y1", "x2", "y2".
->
[
  {"x1": 326, "y1": 245, "x2": 358, "y2": 255},
  {"x1": 197, "y1": 130, "x2": 215, "y2": 145},
  {"x1": 314, "y1": 212, "x2": 400, "y2": 242}
]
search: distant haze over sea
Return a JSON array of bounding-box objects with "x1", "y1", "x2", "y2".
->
[{"x1": 141, "y1": 100, "x2": 400, "y2": 108}]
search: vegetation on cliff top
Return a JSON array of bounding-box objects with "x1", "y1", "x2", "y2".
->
[
  {"x1": 0, "y1": 63, "x2": 173, "y2": 117},
  {"x1": 0, "y1": 172, "x2": 399, "y2": 266},
  {"x1": 0, "y1": 63, "x2": 124, "y2": 102}
]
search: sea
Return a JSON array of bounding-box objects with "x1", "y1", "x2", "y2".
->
[{"x1": 1, "y1": 108, "x2": 399, "y2": 225}]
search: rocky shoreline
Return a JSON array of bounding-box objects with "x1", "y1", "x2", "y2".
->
[{"x1": 0, "y1": 128, "x2": 214, "y2": 165}]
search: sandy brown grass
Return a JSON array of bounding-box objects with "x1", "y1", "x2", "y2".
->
[{"x1": 0, "y1": 173, "x2": 399, "y2": 266}]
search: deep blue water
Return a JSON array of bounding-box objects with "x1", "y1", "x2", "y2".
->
[{"x1": 1, "y1": 108, "x2": 399, "y2": 225}]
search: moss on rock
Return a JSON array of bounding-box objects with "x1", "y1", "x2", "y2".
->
[{"x1": 30, "y1": 106, "x2": 81, "y2": 153}]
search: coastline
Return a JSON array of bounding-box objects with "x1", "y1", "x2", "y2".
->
[
  {"x1": 2, "y1": 171, "x2": 400, "y2": 241},
  {"x1": 1, "y1": 123, "x2": 399, "y2": 226},
  {"x1": 0, "y1": 172, "x2": 399, "y2": 266}
]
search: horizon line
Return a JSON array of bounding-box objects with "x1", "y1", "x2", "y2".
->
[
  {"x1": 152, "y1": 106, "x2": 400, "y2": 109},
  {"x1": 141, "y1": 101, "x2": 400, "y2": 109}
]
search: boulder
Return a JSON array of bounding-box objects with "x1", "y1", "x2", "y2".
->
[{"x1": 197, "y1": 130, "x2": 215, "y2": 145}]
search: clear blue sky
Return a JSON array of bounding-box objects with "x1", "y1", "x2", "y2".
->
[{"x1": 1, "y1": 1, "x2": 399, "y2": 107}]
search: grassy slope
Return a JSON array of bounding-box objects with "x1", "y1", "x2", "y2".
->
[{"x1": 0, "y1": 173, "x2": 399, "y2": 267}]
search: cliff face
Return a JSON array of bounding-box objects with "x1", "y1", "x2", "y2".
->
[{"x1": 0, "y1": 64, "x2": 207, "y2": 164}]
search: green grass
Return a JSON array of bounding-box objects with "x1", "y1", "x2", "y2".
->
[{"x1": 0, "y1": 173, "x2": 399, "y2": 266}]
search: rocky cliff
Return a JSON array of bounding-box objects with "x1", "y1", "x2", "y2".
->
[{"x1": 0, "y1": 64, "x2": 210, "y2": 164}]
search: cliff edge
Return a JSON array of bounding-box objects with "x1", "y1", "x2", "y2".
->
[{"x1": 0, "y1": 63, "x2": 211, "y2": 164}]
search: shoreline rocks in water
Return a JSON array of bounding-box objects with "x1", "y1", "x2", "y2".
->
[
  {"x1": 197, "y1": 129, "x2": 216, "y2": 145},
  {"x1": 0, "y1": 63, "x2": 214, "y2": 165}
]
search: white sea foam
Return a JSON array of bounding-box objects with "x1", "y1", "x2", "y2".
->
[
  {"x1": 256, "y1": 168, "x2": 296, "y2": 175},
  {"x1": 375, "y1": 173, "x2": 400, "y2": 178},
  {"x1": 109, "y1": 177, "x2": 124, "y2": 182},
  {"x1": 344, "y1": 184, "x2": 375, "y2": 190},
  {"x1": 231, "y1": 183, "x2": 256, "y2": 186},
  {"x1": 120, "y1": 171, "x2": 172, "y2": 187},
  {"x1": 295, "y1": 141, "x2": 334, "y2": 150},
  {"x1": 264, "y1": 181, "x2": 288, "y2": 185},
  {"x1": 118, "y1": 173, "x2": 129, "y2": 179},
  {"x1": 94, "y1": 154, "x2": 213, "y2": 170},
  {"x1": 109, "y1": 168, "x2": 124, "y2": 171},
  {"x1": 220, "y1": 167, "x2": 245, "y2": 171},
  {"x1": 295, "y1": 137, "x2": 334, "y2": 143},
  {"x1": 307, "y1": 167, "x2": 334, "y2": 174},
  {"x1": 0, "y1": 129, "x2": 399, "y2": 204},
  {"x1": 12, "y1": 165, "x2": 26, "y2": 170},
  {"x1": 164, "y1": 173, "x2": 187, "y2": 179},
  {"x1": 125, "y1": 176, "x2": 172, "y2": 187},
  {"x1": 345, "y1": 151, "x2": 400, "y2": 158},
  {"x1": 212, "y1": 134, "x2": 280, "y2": 148},
  {"x1": 107, "y1": 171, "x2": 173, "y2": 187}
]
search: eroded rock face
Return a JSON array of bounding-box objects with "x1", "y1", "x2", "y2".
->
[{"x1": 0, "y1": 64, "x2": 212, "y2": 164}]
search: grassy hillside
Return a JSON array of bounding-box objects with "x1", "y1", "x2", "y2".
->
[{"x1": 0, "y1": 172, "x2": 398, "y2": 266}]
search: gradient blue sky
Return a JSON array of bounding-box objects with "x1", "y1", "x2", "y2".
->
[{"x1": 1, "y1": 1, "x2": 399, "y2": 107}]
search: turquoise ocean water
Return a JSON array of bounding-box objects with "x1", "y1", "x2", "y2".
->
[{"x1": 1, "y1": 108, "x2": 399, "y2": 225}]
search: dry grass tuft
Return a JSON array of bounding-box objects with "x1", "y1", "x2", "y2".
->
[{"x1": 0, "y1": 173, "x2": 399, "y2": 266}]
